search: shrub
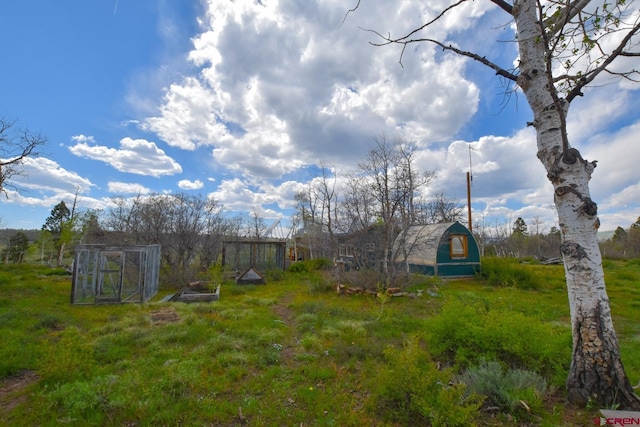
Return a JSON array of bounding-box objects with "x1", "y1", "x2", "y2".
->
[
  {"x1": 43, "y1": 268, "x2": 71, "y2": 276},
  {"x1": 370, "y1": 335, "x2": 480, "y2": 426},
  {"x1": 288, "y1": 261, "x2": 311, "y2": 273},
  {"x1": 340, "y1": 268, "x2": 384, "y2": 291},
  {"x1": 45, "y1": 375, "x2": 125, "y2": 423},
  {"x1": 458, "y1": 360, "x2": 548, "y2": 418},
  {"x1": 477, "y1": 257, "x2": 540, "y2": 290},
  {"x1": 265, "y1": 268, "x2": 284, "y2": 282},
  {"x1": 306, "y1": 274, "x2": 334, "y2": 293},
  {"x1": 288, "y1": 258, "x2": 334, "y2": 273},
  {"x1": 427, "y1": 298, "x2": 570, "y2": 386},
  {"x1": 311, "y1": 258, "x2": 333, "y2": 270}
]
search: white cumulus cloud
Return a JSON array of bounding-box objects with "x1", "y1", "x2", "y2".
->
[{"x1": 69, "y1": 137, "x2": 182, "y2": 177}]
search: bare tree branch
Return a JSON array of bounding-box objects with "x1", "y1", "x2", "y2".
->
[
  {"x1": 364, "y1": 26, "x2": 518, "y2": 81},
  {"x1": 389, "y1": 0, "x2": 470, "y2": 43},
  {"x1": 341, "y1": 0, "x2": 361, "y2": 28},
  {"x1": 544, "y1": 0, "x2": 593, "y2": 35},
  {"x1": 357, "y1": 0, "x2": 517, "y2": 80},
  {"x1": 0, "y1": 116, "x2": 46, "y2": 196},
  {"x1": 490, "y1": 0, "x2": 514, "y2": 14},
  {"x1": 567, "y1": 21, "x2": 640, "y2": 101}
]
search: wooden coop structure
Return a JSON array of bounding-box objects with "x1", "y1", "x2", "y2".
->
[
  {"x1": 71, "y1": 244, "x2": 161, "y2": 304},
  {"x1": 222, "y1": 238, "x2": 287, "y2": 283}
]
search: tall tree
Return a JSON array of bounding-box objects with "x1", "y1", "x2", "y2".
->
[
  {"x1": 339, "y1": 172, "x2": 377, "y2": 232},
  {"x1": 247, "y1": 209, "x2": 267, "y2": 239},
  {"x1": 416, "y1": 191, "x2": 462, "y2": 224},
  {"x1": 0, "y1": 116, "x2": 46, "y2": 196},
  {"x1": 103, "y1": 193, "x2": 227, "y2": 284},
  {"x1": 294, "y1": 180, "x2": 321, "y2": 259},
  {"x1": 315, "y1": 164, "x2": 339, "y2": 256},
  {"x1": 76, "y1": 209, "x2": 104, "y2": 244},
  {"x1": 3, "y1": 231, "x2": 29, "y2": 263},
  {"x1": 627, "y1": 216, "x2": 640, "y2": 256},
  {"x1": 293, "y1": 165, "x2": 340, "y2": 260},
  {"x1": 351, "y1": 0, "x2": 640, "y2": 408},
  {"x1": 612, "y1": 226, "x2": 627, "y2": 243},
  {"x1": 358, "y1": 134, "x2": 433, "y2": 286},
  {"x1": 512, "y1": 217, "x2": 529, "y2": 238},
  {"x1": 508, "y1": 216, "x2": 530, "y2": 257},
  {"x1": 42, "y1": 201, "x2": 71, "y2": 267}
]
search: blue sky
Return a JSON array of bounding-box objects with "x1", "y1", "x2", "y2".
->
[{"x1": 1, "y1": 0, "x2": 639, "y2": 235}]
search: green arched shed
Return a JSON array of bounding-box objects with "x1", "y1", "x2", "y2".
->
[{"x1": 396, "y1": 221, "x2": 480, "y2": 278}]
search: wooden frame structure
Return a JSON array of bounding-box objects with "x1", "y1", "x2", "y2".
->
[
  {"x1": 71, "y1": 244, "x2": 161, "y2": 304},
  {"x1": 221, "y1": 238, "x2": 287, "y2": 278}
]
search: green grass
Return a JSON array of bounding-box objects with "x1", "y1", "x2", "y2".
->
[{"x1": 0, "y1": 259, "x2": 638, "y2": 425}]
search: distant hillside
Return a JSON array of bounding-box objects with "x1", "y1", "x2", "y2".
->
[
  {"x1": 598, "y1": 230, "x2": 615, "y2": 242},
  {"x1": 0, "y1": 228, "x2": 40, "y2": 245}
]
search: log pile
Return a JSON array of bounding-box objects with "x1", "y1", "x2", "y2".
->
[{"x1": 335, "y1": 284, "x2": 428, "y2": 299}]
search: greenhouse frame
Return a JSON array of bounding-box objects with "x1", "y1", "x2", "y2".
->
[{"x1": 70, "y1": 244, "x2": 161, "y2": 304}]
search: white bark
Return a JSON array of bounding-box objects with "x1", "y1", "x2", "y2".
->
[{"x1": 514, "y1": 0, "x2": 639, "y2": 409}]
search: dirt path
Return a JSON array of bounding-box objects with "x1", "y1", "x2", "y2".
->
[
  {"x1": 150, "y1": 306, "x2": 181, "y2": 324},
  {"x1": 0, "y1": 370, "x2": 39, "y2": 418},
  {"x1": 271, "y1": 292, "x2": 299, "y2": 362}
]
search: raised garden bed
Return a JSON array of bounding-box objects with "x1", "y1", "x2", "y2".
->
[{"x1": 167, "y1": 281, "x2": 220, "y2": 303}]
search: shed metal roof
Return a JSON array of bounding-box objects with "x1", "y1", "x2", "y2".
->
[{"x1": 396, "y1": 222, "x2": 456, "y2": 265}]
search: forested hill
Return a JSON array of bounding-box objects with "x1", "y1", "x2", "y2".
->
[{"x1": 0, "y1": 229, "x2": 41, "y2": 243}]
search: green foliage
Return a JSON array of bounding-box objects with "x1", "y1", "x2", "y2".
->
[
  {"x1": 92, "y1": 334, "x2": 135, "y2": 364},
  {"x1": 39, "y1": 327, "x2": 96, "y2": 384},
  {"x1": 2, "y1": 231, "x2": 29, "y2": 263},
  {"x1": 0, "y1": 264, "x2": 80, "y2": 378},
  {"x1": 512, "y1": 217, "x2": 528, "y2": 237},
  {"x1": 43, "y1": 267, "x2": 71, "y2": 276},
  {"x1": 458, "y1": 360, "x2": 548, "y2": 418},
  {"x1": 288, "y1": 261, "x2": 309, "y2": 273},
  {"x1": 477, "y1": 256, "x2": 540, "y2": 290},
  {"x1": 288, "y1": 258, "x2": 333, "y2": 273},
  {"x1": 1, "y1": 260, "x2": 636, "y2": 424},
  {"x1": 45, "y1": 375, "x2": 126, "y2": 423},
  {"x1": 427, "y1": 297, "x2": 571, "y2": 386},
  {"x1": 208, "y1": 263, "x2": 224, "y2": 283},
  {"x1": 42, "y1": 201, "x2": 71, "y2": 234},
  {"x1": 265, "y1": 268, "x2": 284, "y2": 282},
  {"x1": 311, "y1": 257, "x2": 333, "y2": 270},
  {"x1": 306, "y1": 273, "x2": 334, "y2": 293},
  {"x1": 33, "y1": 313, "x2": 64, "y2": 331},
  {"x1": 371, "y1": 335, "x2": 480, "y2": 426}
]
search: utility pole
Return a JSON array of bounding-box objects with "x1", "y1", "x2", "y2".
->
[
  {"x1": 467, "y1": 171, "x2": 472, "y2": 232},
  {"x1": 467, "y1": 144, "x2": 474, "y2": 232}
]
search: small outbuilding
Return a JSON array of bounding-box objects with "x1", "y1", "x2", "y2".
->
[
  {"x1": 71, "y1": 244, "x2": 161, "y2": 304},
  {"x1": 221, "y1": 238, "x2": 287, "y2": 283},
  {"x1": 395, "y1": 221, "x2": 480, "y2": 278}
]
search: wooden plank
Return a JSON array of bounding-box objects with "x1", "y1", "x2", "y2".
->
[
  {"x1": 172, "y1": 285, "x2": 220, "y2": 303},
  {"x1": 159, "y1": 293, "x2": 176, "y2": 303}
]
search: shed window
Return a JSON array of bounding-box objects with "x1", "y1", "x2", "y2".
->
[
  {"x1": 339, "y1": 244, "x2": 354, "y2": 257},
  {"x1": 450, "y1": 235, "x2": 468, "y2": 258}
]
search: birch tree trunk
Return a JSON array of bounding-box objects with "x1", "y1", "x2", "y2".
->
[{"x1": 513, "y1": 0, "x2": 640, "y2": 409}]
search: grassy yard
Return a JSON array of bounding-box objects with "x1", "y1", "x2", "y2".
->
[{"x1": 0, "y1": 259, "x2": 638, "y2": 426}]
